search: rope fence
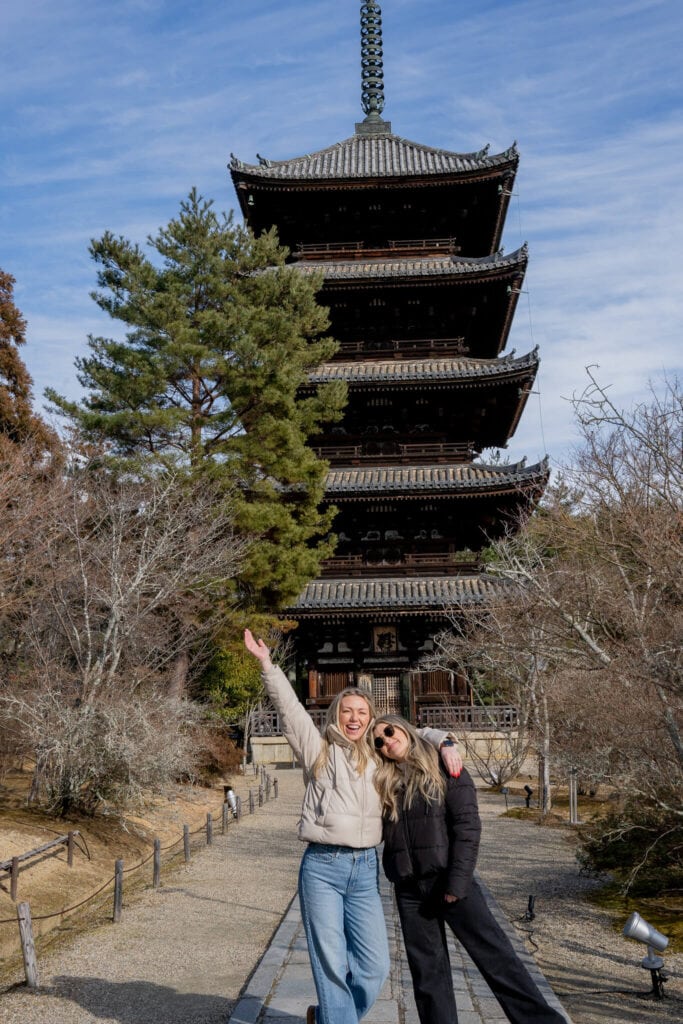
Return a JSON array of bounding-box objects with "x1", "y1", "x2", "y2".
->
[{"x1": 0, "y1": 769, "x2": 279, "y2": 989}]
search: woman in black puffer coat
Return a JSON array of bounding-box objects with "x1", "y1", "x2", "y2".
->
[{"x1": 373, "y1": 714, "x2": 567, "y2": 1024}]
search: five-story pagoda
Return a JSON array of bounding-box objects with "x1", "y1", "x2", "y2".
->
[{"x1": 230, "y1": 2, "x2": 547, "y2": 722}]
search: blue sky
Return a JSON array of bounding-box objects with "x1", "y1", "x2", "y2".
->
[{"x1": 2, "y1": 0, "x2": 682, "y2": 466}]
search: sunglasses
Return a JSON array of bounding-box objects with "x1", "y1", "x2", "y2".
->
[{"x1": 374, "y1": 725, "x2": 395, "y2": 750}]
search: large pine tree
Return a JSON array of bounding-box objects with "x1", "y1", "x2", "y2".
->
[
  {"x1": 0, "y1": 269, "x2": 55, "y2": 449},
  {"x1": 47, "y1": 190, "x2": 347, "y2": 609}
]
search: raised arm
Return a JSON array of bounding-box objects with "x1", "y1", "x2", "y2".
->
[{"x1": 244, "y1": 629, "x2": 322, "y2": 769}]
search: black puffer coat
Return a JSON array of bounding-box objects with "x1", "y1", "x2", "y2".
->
[{"x1": 381, "y1": 766, "x2": 481, "y2": 900}]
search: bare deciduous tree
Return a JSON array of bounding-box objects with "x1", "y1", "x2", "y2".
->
[
  {"x1": 0, "y1": 452, "x2": 249, "y2": 813},
  {"x1": 431, "y1": 602, "x2": 545, "y2": 794},
  {"x1": 2, "y1": 688, "x2": 205, "y2": 814},
  {"x1": 433, "y1": 373, "x2": 682, "y2": 862}
]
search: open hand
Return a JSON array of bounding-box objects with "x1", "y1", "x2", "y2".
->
[{"x1": 244, "y1": 628, "x2": 272, "y2": 667}]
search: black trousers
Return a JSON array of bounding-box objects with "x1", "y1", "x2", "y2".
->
[{"x1": 395, "y1": 878, "x2": 566, "y2": 1024}]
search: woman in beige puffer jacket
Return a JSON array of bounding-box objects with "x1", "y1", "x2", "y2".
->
[{"x1": 244, "y1": 629, "x2": 460, "y2": 1024}]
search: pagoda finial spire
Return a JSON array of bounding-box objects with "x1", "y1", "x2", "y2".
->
[{"x1": 356, "y1": 1, "x2": 392, "y2": 134}]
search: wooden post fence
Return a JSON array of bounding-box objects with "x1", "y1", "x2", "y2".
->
[
  {"x1": 113, "y1": 859, "x2": 123, "y2": 923},
  {"x1": 8, "y1": 789, "x2": 281, "y2": 986},
  {"x1": 17, "y1": 901, "x2": 39, "y2": 989},
  {"x1": 153, "y1": 839, "x2": 161, "y2": 889},
  {"x1": 10, "y1": 857, "x2": 19, "y2": 902},
  {"x1": 1, "y1": 830, "x2": 80, "y2": 902}
]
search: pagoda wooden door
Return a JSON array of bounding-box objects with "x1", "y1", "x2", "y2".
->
[{"x1": 372, "y1": 673, "x2": 401, "y2": 715}]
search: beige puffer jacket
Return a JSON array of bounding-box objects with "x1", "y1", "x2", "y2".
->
[{"x1": 260, "y1": 663, "x2": 450, "y2": 848}]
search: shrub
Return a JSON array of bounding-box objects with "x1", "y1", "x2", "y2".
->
[{"x1": 578, "y1": 800, "x2": 683, "y2": 896}]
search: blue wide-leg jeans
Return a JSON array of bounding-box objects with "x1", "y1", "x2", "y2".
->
[{"x1": 298, "y1": 844, "x2": 390, "y2": 1024}]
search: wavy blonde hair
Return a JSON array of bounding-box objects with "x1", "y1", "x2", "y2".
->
[
  {"x1": 312, "y1": 686, "x2": 380, "y2": 778},
  {"x1": 373, "y1": 714, "x2": 446, "y2": 821}
]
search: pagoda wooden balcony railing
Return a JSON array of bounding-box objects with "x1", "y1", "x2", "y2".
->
[
  {"x1": 250, "y1": 707, "x2": 327, "y2": 736},
  {"x1": 249, "y1": 704, "x2": 519, "y2": 736},
  {"x1": 321, "y1": 551, "x2": 481, "y2": 578},
  {"x1": 294, "y1": 238, "x2": 460, "y2": 261},
  {"x1": 417, "y1": 705, "x2": 520, "y2": 732},
  {"x1": 337, "y1": 336, "x2": 469, "y2": 359},
  {"x1": 312, "y1": 440, "x2": 476, "y2": 464}
]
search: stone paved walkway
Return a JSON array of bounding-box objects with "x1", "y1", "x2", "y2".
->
[{"x1": 229, "y1": 870, "x2": 572, "y2": 1024}]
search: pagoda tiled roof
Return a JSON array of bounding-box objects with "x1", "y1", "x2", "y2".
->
[
  {"x1": 324, "y1": 458, "x2": 549, "y2": 498},
  {"x1": 289, "y1": 574, "x2": 501, "y2": 614},
  {"x1": 229, "y1": 135, "x2": 517, "y2": 182},
  {"x1": 295, "y1": 245, "x2": 527, "y2": 281},
  {"x1": 307, "y1": 348, "x2": 538, "y2": 385}
]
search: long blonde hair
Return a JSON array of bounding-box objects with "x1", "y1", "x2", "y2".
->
[
  {"x1": 373, "y1": 714, "x2": 447, "y2": 821},
  {"x1": 312, "y1": 686, "x2": 380, "y2": 778}
]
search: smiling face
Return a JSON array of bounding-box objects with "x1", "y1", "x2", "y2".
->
[
  {"x1": 373, "y1": 722, "x2": 411, "y2": 762},
  {"x1": 338, "y1": 694, "x2": 372, "y2": 742}
]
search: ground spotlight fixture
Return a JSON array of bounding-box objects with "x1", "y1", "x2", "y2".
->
[
  {"x1": 524, "y1": 894, "x2": 536, "y2": 922},
  {"x1": 224, "y1": 784, "x2": 238, "y2": 818},
  {"x1": 622, "y1": 911, "x2": 669, "y2": 999}
]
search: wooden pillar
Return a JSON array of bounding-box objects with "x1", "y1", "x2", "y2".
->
[{"x1": 308, "y1": 667, "x2": 319, "y2": 702}]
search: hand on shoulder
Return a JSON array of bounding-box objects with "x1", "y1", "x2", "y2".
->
[{"x1": 439, "y1": 740, "x2": 463, "y2": 778}]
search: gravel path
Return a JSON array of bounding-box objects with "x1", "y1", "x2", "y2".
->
[
  {"x1": 0, "y1": 772, "x2": 305, "y2": 1024},
  {"x1": 475, "y1": 789, "x2": 682, "y2": 1024},
  {"x1": 0, "y1": 769, "x2": 680, "y2": 1024}
]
